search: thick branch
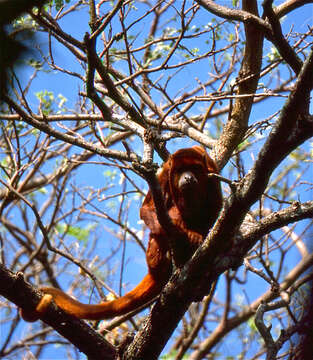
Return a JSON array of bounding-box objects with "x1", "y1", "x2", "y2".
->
[
  {"x1": 202, "y1": 0, "x2": 264, "y2": 168},
  {"x1": 275, "y1": 0, "x2": 313, "y2": 18},
  {"x1": 196, "y1": 0, "x2": 271, "y2": 36},
  {"x1": 239, "y1": 201, "x2": 313, "y2": 255},
  {"x1": 263, "y1": 0, "x2": 302, "y2": 74},
  {"x1": 0, "y1": 263, "x2": 116, "y2": 359},
  {"x1": 242, "y1": 49, "x2": 313, "y2": 204}
]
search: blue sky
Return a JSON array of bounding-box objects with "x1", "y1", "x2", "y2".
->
[{"x1": 2, "y1": 1, "x2": 312, "y2": 358}]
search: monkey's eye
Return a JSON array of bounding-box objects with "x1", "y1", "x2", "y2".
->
[{"x1": 177, "y1": 163, "x2": 203, "y2": 174}]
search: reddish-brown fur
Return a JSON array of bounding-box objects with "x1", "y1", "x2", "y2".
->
[{"x1": 21, "y1": 146, "x2": 222, "y2": 321}]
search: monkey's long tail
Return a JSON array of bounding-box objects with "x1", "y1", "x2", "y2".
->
[{"x1": 24, "y1": 273, "x2": 163, "y2": 321}]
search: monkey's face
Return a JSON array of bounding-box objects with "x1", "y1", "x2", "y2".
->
[
  {"x1": 177, "y1": 170, "x2": 199, "y2": 192},
  {"x1": 170, "y1": 159, "x2": 209, "y2": 219}
]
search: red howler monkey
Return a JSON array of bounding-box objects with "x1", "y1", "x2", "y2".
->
[{"x1": 21, "y1": 146, "x2": 222, "y2": 321}]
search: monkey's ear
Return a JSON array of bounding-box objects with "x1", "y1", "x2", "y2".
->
[
  {"x1": 191, "y1": 145, "x2": 206, "y2": 155},
  {"x1": 204, "y1": 153, "x2": 219, "y2": 174}
]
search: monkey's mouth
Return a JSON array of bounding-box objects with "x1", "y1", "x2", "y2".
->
[{"x1": 178, "y1": 171, "x2": 198, "y2": 191}]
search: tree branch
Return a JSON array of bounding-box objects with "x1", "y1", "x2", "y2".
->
[
  {"x1": 189, "y1": 253, "x2": 313, "y2": 358},
  {"x1": 0, "y1": 263, "x2": 116, "y2": 360},
  {"x1": 200, "y1": 0, "x2": 265, "y2": 168},
  {"x1": 275, "y1": 0, "x2": 313, "y2": 18},
  {"x1": 196, "y1": 0, "x2": 271, "y2": 36},
  {"x1": 2, "y1": 95, "x2": 139, "y2": 163},
  {"x1": 262, "y1": 0, "x2": 302, "y2": 74}
]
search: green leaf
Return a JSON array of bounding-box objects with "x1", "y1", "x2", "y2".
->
[
  {"x1": 56, "y1": 223, "x2": 96, "y2": 243},
  {"x1": 35, "y1": 90, "x2": 55, "y2": 115}
]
